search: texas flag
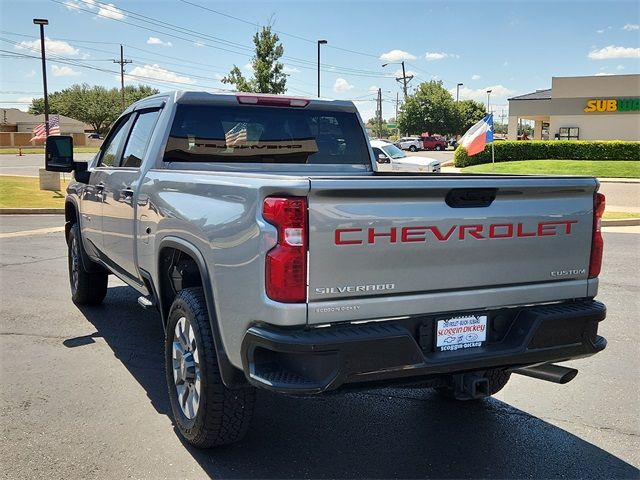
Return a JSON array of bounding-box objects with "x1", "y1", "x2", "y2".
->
[{"x1": 459, "y1": 114, "x2": 493, "y2": 156}]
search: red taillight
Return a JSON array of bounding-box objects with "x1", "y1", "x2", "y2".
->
[
  {"x1": 589, "y1": 192, "x2": 606, "y2": 278},
  {"x1": 236, "y1": 94, "x2": 309, "y2": 108},
  {"x1": 263, "y1": 196, "x2": 308, "y2": 302}
]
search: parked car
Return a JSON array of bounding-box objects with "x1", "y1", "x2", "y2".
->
[
  {"x1": 87, "y1": 133, "x2": 102, "y2": 139},
  {"x1": 45, "y1": 91, "x2": 608, "y2": 449},
  {"x1": 396, "y1": 137, "x2": 422, "y2": 152},
  {"x1": 372, "y1": 140, "x2": 440, "y2": 172},
  {"x1": 421, "y1": 135, "x2": 447, "y2": 151}
]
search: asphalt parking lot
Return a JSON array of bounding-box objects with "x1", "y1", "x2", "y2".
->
[{"x1": 1, "y1": 215, "x2": 639, "y2": 479}]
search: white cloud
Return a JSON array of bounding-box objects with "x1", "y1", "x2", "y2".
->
[
  {"x1": 379, "y1": 49, "x2": 416, "y2": 62},
  {"x1": 451, "y1": 84, "x2": 514, "y2": 103},
  {"x1": 25, "y1": 70, "x2": 36, "y2": 78},
  {"x1": 333, "y1": 78, "x2": 354, "y2": 92},
  {"x1": 622, "y1": 24, "x2": 639, "y2": 31},
  {"x1": 596, "y1": 29, "x2": 605, "y2": 34},
  {"x1": 16, "y1": 37, "x2": 79, "y2": 56},
  {"x1": 51, "y1": 65, "x2": 81, "y2": 77},
  {"x1": 146, "y1": 37, "x2": 172, "y2": 47},
  {"x1": 127, "y1": 64, "x2": 195, "y2": 85},
  {"x1": 193, "y1": 41, "x2": 204, "y2": 48},
  {"x1": 425, "y1": 51, "x2": 459, "y2": 61},
  {"x1": 588, "y1": 45, "x2": 640, "y2": 60},
  {"x1": 503, "y1": 60, "x2": 509, "y2": 67},
  {"x1": 471, "y1": 74, "x2": 481, "y2": 80},
  {"x1": 368, "y1": 85, "x2": 379, "y2": 93},
  {"x1": 616, "y1": 64, "x2": 625, "y2": 70},
  {"x1": 64, "y1": 0, "x2": 96, "y2": 11},
  {"x1": 283, "y1": 65, "x2": 299, "y2": 74},
  {"x1": 97, "y1": 3, "x2": 125, "y2": 20},
  {"x1": 16, "y1": 96, "x2": 36, "y2": 104},
  {"x1": 243, "y1": 63, "x2": 253, "y2": 72},
  {"x1": 595, "y1": 72, "x2": 614, "y2": 76},
  {"x1": 214, "y1": 73, "x2": 224, "y2": 80}
]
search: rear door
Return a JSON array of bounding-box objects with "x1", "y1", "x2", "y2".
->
[{"x1": 306, "y1": 176, "x2": 597, "y2": 323}]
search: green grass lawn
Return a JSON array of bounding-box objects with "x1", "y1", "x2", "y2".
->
[
  {"x1": 0, "y1": 175, "x2": 70, "y2": 208},
  {"x1": 0, "y1": 147, "x2": 99, "y2": 155},
  {"x1": 462, "y1": 160, "x2": 640, "y2": 178},
  {"x1": 603, "y1": 211, "x2": 640, "y2": 220}
]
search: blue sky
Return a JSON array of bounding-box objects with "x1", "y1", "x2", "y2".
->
[{"x1": 1, "y1": 0, "x2": 639, "y2": 123}]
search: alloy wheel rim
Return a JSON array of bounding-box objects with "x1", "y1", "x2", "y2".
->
[{"x1": 172, "y1": 316, "x2": 201, "y2": 420}]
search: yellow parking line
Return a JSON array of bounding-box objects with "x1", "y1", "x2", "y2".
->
[{"x1": 0, "y1": 226, "x2": 65, "y2": 238}]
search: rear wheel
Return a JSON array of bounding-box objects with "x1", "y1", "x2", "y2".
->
[
  {"x1": 68, "y1": 223, "x2": 108, "y2": 305},
  {"x1": 434, "y1": 369, "x2": 511, "y2": 400},
  {"x1": 435, "y1": 145, "x2": 443, "y2": 151},
  {"x1": 165, "y1": 287, "x2": 255, "y2": 448},
  {"x1": 409, "y1": 145, "x2": 417, "y2": 152}
]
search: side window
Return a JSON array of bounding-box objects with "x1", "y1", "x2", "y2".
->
[
  {"x1": 99, "y1": 116, "x2": 132, "y2": 167},
  {"x1": 121, "y1": 109, "x2": 161, "y2": 168},
  {"x1": 372, "y1": 147, "x2": 384, "y2": 158}
]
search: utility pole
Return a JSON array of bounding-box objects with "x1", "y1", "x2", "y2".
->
[
  {"x1": 456, "y1": 82, "x2": 463, "y2": 102},
  {"x1": 33, "y1": 19, "x2": 49, "y2": 136},
  {"x1": 317, "y1": 40, "x2": 327, "y2": 98},
  {"x1": 398, "y1": 60, "x2": 413, "y2": 100},
  {"x1": 377, "y1": 88, "x2": 383, "y2": 138},
  {"x1": 113, "y1": 44, "x2": 132, "y2": 110}
]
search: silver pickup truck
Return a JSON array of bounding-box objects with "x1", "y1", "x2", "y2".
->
[{"x1": 46, "y1": 91, "x2": 607, "y2": 448}]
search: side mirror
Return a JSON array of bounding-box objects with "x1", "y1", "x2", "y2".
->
[
  {"x1": 46, "y1": 135, "x2": 74, "y2": 172},
  {"x1": 377, "y1": 153, "x2": 387, "y2": 161}
]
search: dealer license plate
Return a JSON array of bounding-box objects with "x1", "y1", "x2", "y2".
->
[{"x1": 435, "y1": 315, "x2": 488, "y2": 352}]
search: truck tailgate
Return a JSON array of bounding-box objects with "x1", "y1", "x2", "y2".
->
[{"x1": 307, "y1": 176, "x2": 597, "y2": 324}]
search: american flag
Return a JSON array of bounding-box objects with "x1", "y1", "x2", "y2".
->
[
  {"x1": 224, "y1": 122, "x2": 248, "y2": 146},
  {"x1": 30, "y1": 115, "x2": 61, "y2": 141}
]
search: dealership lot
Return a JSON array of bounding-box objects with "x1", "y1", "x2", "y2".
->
[{"x1": 0, "y1": 215, "x2": 638, "y2": 479}]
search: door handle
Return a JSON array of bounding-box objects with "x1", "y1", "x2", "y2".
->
[{"x1": 121, "y1": 187, "x2": 134, "y2": 197}]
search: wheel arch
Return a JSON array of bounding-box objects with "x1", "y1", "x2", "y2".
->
[{"x1": 156, "y1": 236, "x2": 247, "y2": 388}]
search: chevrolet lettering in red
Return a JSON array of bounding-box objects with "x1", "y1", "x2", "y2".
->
[{"x1": 335, "y1": 220, "x2": 578, "y2": 245}]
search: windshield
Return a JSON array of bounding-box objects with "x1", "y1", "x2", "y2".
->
[
  {"x1": 381, "y1": 144, "x2": 406, "y2": 159},
  {"x1": 164, "y1": 104, "x2": 370, "y2": 165}
]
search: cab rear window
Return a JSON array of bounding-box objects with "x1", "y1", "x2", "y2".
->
[{"x1": 163, "y1": 104, "x2": 369, "y2": 165}]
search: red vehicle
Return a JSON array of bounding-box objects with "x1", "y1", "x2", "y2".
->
[{"x1": 420, "y1": 134, "x2": 447, "y2": 151}]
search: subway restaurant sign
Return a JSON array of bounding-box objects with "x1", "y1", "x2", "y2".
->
[{"x1": 584, "y1": 98, "x2": 640, "y2": 113}]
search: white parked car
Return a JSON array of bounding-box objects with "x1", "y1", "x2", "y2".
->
[
  {"x1": 370, "y1": 140, "x2": 440, "y2": 172},
  {"x1": 395, "y1": 137, "x2": 422, "y2": 152}
]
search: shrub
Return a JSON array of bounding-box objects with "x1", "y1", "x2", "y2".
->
[{"x1": 454, "y1": 140, "x2": 640, "y2": 167}]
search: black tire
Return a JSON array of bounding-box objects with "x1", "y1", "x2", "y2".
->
[
  {"x1": 68, "y1": 223, "x2": 108, "y2": 305},
  {"x1": 409, "y1": 145, "x2": 417, "y2": 152},
  {"x1": 435, "y1": 145, "x2": 443, "y2": 151},
  {"x1": 434, "y1": 369, "x2": 511, "y2": 400},
  {"x1": 165, "y1": 287, "x2": 255, "y2": 448}
]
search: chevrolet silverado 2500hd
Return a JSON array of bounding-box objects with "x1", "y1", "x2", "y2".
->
[{"x1": 45, "y1": 91, "x2": 607, "y2": 448}]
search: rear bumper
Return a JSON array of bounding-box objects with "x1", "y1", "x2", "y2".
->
[{"x1": 241, "y1": 300, "x2": 606, "y2": 394}]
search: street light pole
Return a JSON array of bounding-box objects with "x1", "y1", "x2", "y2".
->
[
  {"x1": 317, "y1": 40, "x2": 327, "y2": 98},
  {"x1": 33, "y1": 18, "x2": 49, "y2": 137},
  {"x1": 486, "y1": 89, "x2": 492, "y2": 113},
  {"x1": 456, "y1": 83, "x2": 463, "y2": 102}
]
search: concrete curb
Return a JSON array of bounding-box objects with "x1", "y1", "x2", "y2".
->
[
  {"x1": 602, "y1": 218, "x2": 640, "y2": 227},
  {"x1": 0, "y1": 208, "x2": 64, "y2": 215}
]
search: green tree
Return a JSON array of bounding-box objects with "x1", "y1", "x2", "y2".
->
[
  {"x1": 456, "y1": 99, "x2": 486, "y2": 135},
  {"x1": 397, "y1": 81, "x2": 459, "y2": 136},
  {"x1": 222, "y1": 25, "x2": 287, "y2": 94},
  {"x1": 29, "y1": 83, "x2": 158, "y2": 134}
]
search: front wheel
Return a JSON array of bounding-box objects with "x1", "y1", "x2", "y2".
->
[
  {"x1": 165, "y1": 287, "x2": 255, "y2": 448},
  {"x1": 435, "y1": 145, "x2": 443, "y2": 151},
  {"x1": 409, "y1": 145, "x2": 417, "y2": 152},
  {"x1": 68, "y1": 223, "x2": 108, "y2": 305}
]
